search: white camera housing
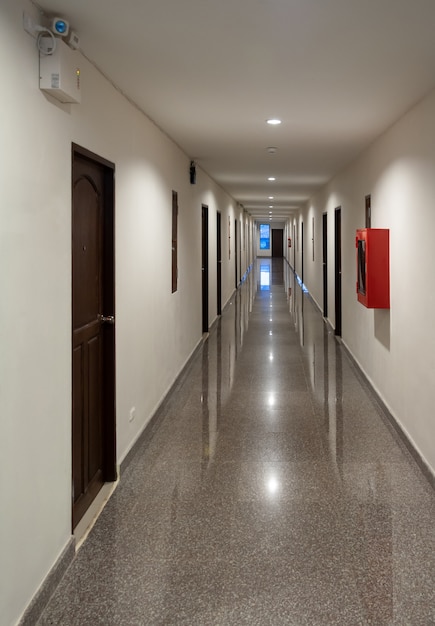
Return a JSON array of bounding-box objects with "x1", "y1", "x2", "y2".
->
[
  {"x1": 40, "y1": 38, "x2": 81, "y2": 103},
  {"x1": 66, "y1": 30, "x2": 80, "y2": 50}
]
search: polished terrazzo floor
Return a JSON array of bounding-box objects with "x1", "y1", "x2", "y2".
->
[{"x1": 38, "y1": 259, "x2": 435, "y2": 625}]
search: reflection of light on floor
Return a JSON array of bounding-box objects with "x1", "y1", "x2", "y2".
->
[
  {"x1": 269, "y1": 353, "x2": 274, "y2": 362},
  {"x1": 267, "y1": 476, "x2": 279, "y2": 494},
  {"x1": 296, "y1": 274, "x2": 308, "y2": 293},
  {"x1": 260, "y1": 265, "x2": 270, "y2": 290},
  {"x1": 267, "y1": 393, "x2": 275, "y2": 406}
]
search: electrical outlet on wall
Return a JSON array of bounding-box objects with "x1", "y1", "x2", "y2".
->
[{"x1": 129, "y1": 407, "x2": 136, "y2": 423}]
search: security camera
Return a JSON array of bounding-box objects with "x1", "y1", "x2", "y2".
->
[{"x1": 51, "y1": 17, "x2": 69, "y2": 37}]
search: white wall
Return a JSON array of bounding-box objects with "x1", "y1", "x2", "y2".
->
[
  {"x1": 286, "y1": 215, "x2": 304, "y2": 278},
  {"x1": 301, "y1": 87, "x2": 435, "y2": 477},
  {"x1": 0, "y1": 2, "x2": 248, "y2": 624}
]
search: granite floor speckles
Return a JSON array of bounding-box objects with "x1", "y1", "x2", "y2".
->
[{"x1": 38, "y1": 259, "x2": 435, "y2": 626}]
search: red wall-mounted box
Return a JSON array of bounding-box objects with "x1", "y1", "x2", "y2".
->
[{"x1": 356, "y1": 228, "x2": 390, "y2": 309}]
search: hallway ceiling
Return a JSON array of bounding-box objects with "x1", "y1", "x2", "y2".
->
[{"x1": 36, "y1": 0, "x2": 435, "y2": 222}]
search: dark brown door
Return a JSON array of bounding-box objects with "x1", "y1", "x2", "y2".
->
[
  {"x1": 202, "y1": 204, "x2": 209, "y2": 333},
  {"x1": 293, "y1": 223, "x2": 296, "y2": 270},
  {"x1": 322, "y1": 213, "x2": 328, "y2": 317},
  {"x1": 72, "y1": 145, "x2": 116, "y2": 529},
  {"x1": 334, "y1": 207, "x2": 342, "y2": 336},
  {"x1": 272, "y1": 229, "x2": 283, "y2": 257},
  {"x1": 217, "y1": 212, "x2": 222, "y2": 315}
]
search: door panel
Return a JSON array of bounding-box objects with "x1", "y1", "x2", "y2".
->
[
  {"x1": 72, "y1": 344, "x2": 84, "y2": 505},
  {"x1": 72, "y1": 145, "x2": 116, "y2": 529},
  {"x1": 73, "y1": 175, "x2": 101, "y2": 327},
  {"x1": 88, "y1": 334, "x2": 102, "y2": 479}
]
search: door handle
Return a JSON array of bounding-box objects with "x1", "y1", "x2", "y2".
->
[{"x1": 98, "y1": 314, "x2": 115, "y2": 324}]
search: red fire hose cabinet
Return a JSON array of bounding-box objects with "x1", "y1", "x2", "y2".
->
[{"x1": 356, "y1": 228, "x2": 390, "y2": 309}]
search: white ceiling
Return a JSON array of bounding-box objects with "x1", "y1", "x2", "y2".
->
[{"x1": 36, "y1": 0, "x2": 435, "y2": 223}]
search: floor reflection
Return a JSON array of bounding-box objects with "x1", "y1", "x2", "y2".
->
[{"x1": 39, "y1": 256, "x2": 435, "y2": 626}]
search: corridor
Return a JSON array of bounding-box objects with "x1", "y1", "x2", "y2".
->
[{"x1": 38, "y1": 259, "x2": 435, "y2": 625}]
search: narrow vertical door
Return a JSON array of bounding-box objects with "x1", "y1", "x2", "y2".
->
[
  {"x1": 217, "y1": 212, "x2": 222, "y2": 315},
  {"x1": 202, "y1": 205, "x2": 209, "y2": 333},
  {"x1": 293, "y1": 224, "x2": 296, "y2": 271},
  {"x1": 272, "y1": 229, "x2": 284, "y2": 257},
  {"x1": 322, "y1": 213, "x2": 328, "y2": 318},
  {"x1": 334, "y1": 207, "x2": 342, "y2": 336},
  {"x1": 72, "y1": 145, "x2": 116, "y2": 529}
]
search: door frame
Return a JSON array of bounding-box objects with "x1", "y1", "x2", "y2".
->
[{"x1": 71, "y1": 143, "x2": 117, "y2": 528}]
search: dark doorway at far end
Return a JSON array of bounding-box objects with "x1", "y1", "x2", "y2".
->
[{"x1": 272, "y1": 229, "x2": 283, "y2": 257}]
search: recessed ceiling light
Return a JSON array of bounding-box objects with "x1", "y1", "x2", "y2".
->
[
  {"x1": 266, "y1": 146, "x2": 278, "y2": 154},
  {"x1": 268, "y1": 177, "x2": 276, "y2": 181},
  {"x1": 268, "y1": 196, "x2": 274, "y2": 200},
  {"x1": 266, "y1": 119, "x2": 282, "y2": 125},
  {"x1": 269, "y1": 205, "x2": 273, "y2": 209}
]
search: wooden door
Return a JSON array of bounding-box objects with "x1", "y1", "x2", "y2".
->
[
  {"x1": 293, "y1": 223, "x2": 296, "y2": 270},
  {"x1": 217, "y1": 212, "x2": 222, "y2": 315},
  {"x1": 202, "y1": 205, "x2": 209, "y2": 333},
  {"x1": 334, "y1": 207, "x2": 342, "y2": 336},
  {"x1": 72, "y1": 145, "x2": 116, "y2": 529},
  {"x1": 322, "y1": 213, "x2": 328, "y2": 317},
  {"x1": 272, "y1": 229, "x2": 283, "y2": 257}
]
